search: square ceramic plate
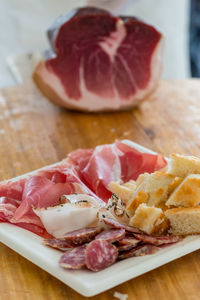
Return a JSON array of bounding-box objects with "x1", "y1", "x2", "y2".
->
[{"x1": 0, "y1": 140, "x2": 200, "y2": 297}]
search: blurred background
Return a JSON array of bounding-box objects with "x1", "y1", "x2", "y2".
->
[{"x1": 0, "y1": 0, "x2": 199, "y2": 88}]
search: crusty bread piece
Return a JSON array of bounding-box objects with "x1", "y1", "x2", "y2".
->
[
  {"x1": 145, "y1": 171, "x2": 175, "y2": 206},
  {"x1": 135, "y1": 173, "x2": 150, "y2": 187},
  {"x1": 108, "y1": 180, "x2": 136, "y2": 204},
  {"x1": 166, "y1": 174, "x2": 200, "y2": 207},
  {"x1": 129, "y1": 203, "x2": 169, "y2": 235},
  {"x1": 167, "y1": 177, "x2": 183, "y2": 196},
  {"x1": 165, "y1": 207, "x2": 200, "y2": 235},
  {"x1": 123, "y1": 180, "x2": 137, "y2": 190},
  {"x1": 126, "y1": 190, "x2": 149, "y2": 216},
  {"x1": 128, "y1": 171, "x2": 175, "y2": 207},
  {"x1": 167, "y1": 153, "x2": 200, "y2": 178},
  {"x1": 126, "y1": 171, "x2": 176, "y2": 216}
]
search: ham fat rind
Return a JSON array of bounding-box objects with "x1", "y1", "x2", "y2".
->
[{"x1": 33, "y1": 7, "x2": 163, "y2": 112}]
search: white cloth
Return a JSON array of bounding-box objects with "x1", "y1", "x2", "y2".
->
[{"x1": 0, "y1": 0, "x2": 190, "y2": 88}]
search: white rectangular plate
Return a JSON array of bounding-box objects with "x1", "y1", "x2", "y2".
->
[{"x1": 0, "y1": 140, "x2": 199, "y2": 297}]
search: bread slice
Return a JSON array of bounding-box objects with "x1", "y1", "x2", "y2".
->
[
  {"x1": 166, "y1": 174, "x2": 200, "y2": 207},
  {"x1": 129, "y1": 203, "x2": 169, "y2": 235},
  {"x1": 126, "y1": 190, "x2": 149, "y2": 216},
  {"x1": 145, "y1": 171, "x2": 175, "y2": 206},
  {"x1": 135, "y1": 173, "x2": 150, "y2": 187},
  {"x1": 126, "y1": 171, "x2": 176, "y2": 216},
  {"x1": 123, "y1": 180, "x2": 137, "y2": 190},
  {"x1": 108, "y1": 180, "x2": 136, "y2": 204},
  {"x1": 167, "y1": 177, "x2": 183, "y2": 196},
  {"x1": 165, "y1": 207, "x2": 200, "y2": 235},
  {"x1": 168, "y1": 153, "x2": 200, "y2": 178}
]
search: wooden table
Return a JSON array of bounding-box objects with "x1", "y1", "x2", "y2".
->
[{"x1": 0, "y1": 80, "x2": 200, "y2": 300}]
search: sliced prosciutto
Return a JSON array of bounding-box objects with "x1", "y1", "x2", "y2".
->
[
  {"x1": 11, "y1": 175, "x2": 88, "y2": 226},
  {"x1": 0, "y1": 140, "x2": 166, "y2": 237},
  {"x1": 33, "y1": 7, "x2": 163, "y2": 112},
  {"x1": 69, "y1": 140, "x2": 166, "y2": 201}
]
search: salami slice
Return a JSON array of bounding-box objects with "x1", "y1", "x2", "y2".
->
[
  {"x1": 44, "y1": 238, "x2": 75, "y2": 250},
  {"x1": 59, "y1": 244, "x2": 87, "y2": 269},
  {"x1": 103, "y1": 217, "x2": 142, "y2": 233},
  {"x1": 134, "y1": 233, "x2": 181, "y2": 246},
  {"x1": 64, "y1": 227, "x2": 102, "y2": 245},
  {"x1": 118, "y1": 244, "x2": 158, "y2": 260},
  {"x1": 117, "y1": 244, "x2": 139, "y2": 252},
  {"x1": 86, "y1": 240, "x2": 118, "y2": 271},
  {"x1": 95, "y1": 229, "x2": 125, "y2": 243},
  {"x1": 117, "y1": 236, "x2": 140, "y2": 246},
  {"x1": 116, "y1": 237, "x2": 140, "y2": 251}
]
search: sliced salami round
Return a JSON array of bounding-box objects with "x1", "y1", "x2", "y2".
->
[
  {"x1": 44, "y1": 238, "x2": 75, "y2": 250},
  {"x1": 86, "y1": 240, "x2": 118, "y2": 271},
  {"x1": 117, "y1": 236, "x2": 140, "y2": 246},
  {"x1": 118, "y1": 244, "x2": 158, "y2": 260},
  {"x1": 133, "y1": 233, "x2": 181, "y2": 246},
  {"x1": 64, "y1": 227, "x2": 102, "y2": 245},
  {"x1": 103, "y1": 217, "x2": 142, "y2": 234},
  {"x1": 116, "y1": 236, "x2": 140, "y2": 251},
  {"x1": 59, "y1": 244, "x2": 87, "y2": 269},
  {"x1": 117, "y1": 244, "x2": 139, "y2": 252},
  {"x1": 95, "y1": 228, "x2": 125, "y2": 243}
]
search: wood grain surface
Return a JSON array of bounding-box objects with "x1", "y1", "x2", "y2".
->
[{"x1": 0, "y1": 80, "x2": 200, "y2": 300}]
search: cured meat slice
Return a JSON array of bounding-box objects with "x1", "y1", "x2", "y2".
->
[
  {"x1": 33, "y1": 7, "x2": 163, "y2": 112},
  {"x1": 86, "y1": 239, "x2": 118, "y2": 271},
  {"x1": 0, "y1": 179, "x2": 25, "y2": 201},
  {"x1": 39, "y1": 164, "x2": 104, "y2": 204},
  {"x1": 44, "y1": 238, "x2": 74, "y2": 250},
  {"x1": 64, "y1": 227, "x2": 102, "y2": 245},
  {"x1": 95, "y1": 228, "x2": 125, "y2": 243},
  {"x1": 118, "y1": 244, "x2": 158, "y2": 260},
  {"x1": 134, "y1": 233, "x2": 181, "y2": 246},
  {"x1": 115, "y1": 236, "x2": 140, "y2": 251},
  {"x1": 81, "y1": 144, "x2": 122, "y2": 200},
  {"x1": 0, "y1": 197, "x2": 20, "y2": 222},
  {"x1": 71, "y1": 141, "x2": 166, "y2": 201},
  {"x1": 103, "y1": 217, "x2": 142, "y2": 233},
  {"x1": 115, "y1": 141, "x2": 167, "y2": 181},
  {"x1": 59, "y1": 244, "x2": 87, "y2": 269},
  {"x1": 117, "y1": 236, "x2": 140, "y2": 246},
  {"x1": 117, "y1": 243, "x2": 139, "y2": 252},
  {"x1": 12, "y1": 175, "x2": 92, "y2": 226}
]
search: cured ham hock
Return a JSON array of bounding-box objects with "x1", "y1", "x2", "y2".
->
[{"x1": 33, "y1": 7, "x2": 163, "y2": 112}]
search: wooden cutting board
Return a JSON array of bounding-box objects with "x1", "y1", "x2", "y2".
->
[{"x1": 0, "y1": 80, "x2": 200, "y2": 300}]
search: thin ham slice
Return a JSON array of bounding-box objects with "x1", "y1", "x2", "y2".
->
[
  {"x1": 11, "y1": 175, "x2": 85, "y2": 226},
  {"x1": 33, "y1": 7, "x2": 163, "y2": 112},
  {"x1": 115, "y1": 141, "x2": 166, "y2": 181},
  {"x1": 71, "y1": 141, "x2": 166, "y2": 201},
  {"x1": 0, "y1": 179, "x2": 25, "y2": 201},
  {"x1": 0, "y1": 197, "x2": 20, "y2": 222}
]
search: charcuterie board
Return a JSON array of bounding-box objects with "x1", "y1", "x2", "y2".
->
[{"x1": 0, "y1": 80, "x2": 200, "y2": 299}]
